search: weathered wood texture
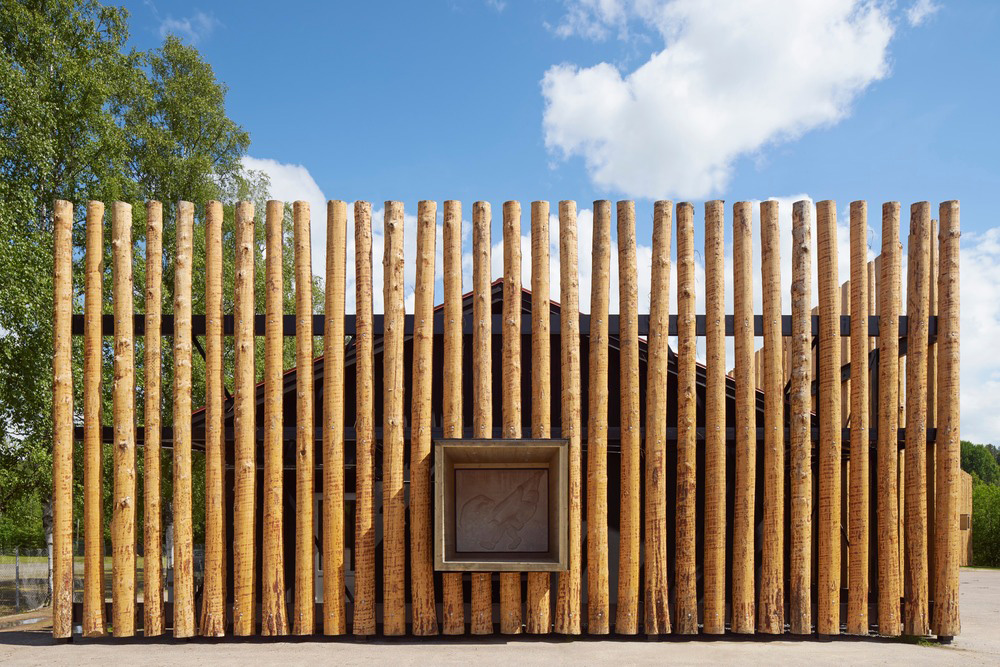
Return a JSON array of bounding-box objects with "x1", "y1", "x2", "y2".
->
[
  {"x1": 323, "y1": 200, "x2": 348, "y2": 635},
  {"x1": 615, "y1": 201, "x2": 641, "y2": 635},
  {"x1": 83, "y1": 201, "x2": 106, "y2": 637},
  {"x1": 173, "y1": 201, "x2": 195, "y2": 638},
  {"x1": 441, "y1": 200, "x2": 466, "y2": 635},
  {"x1": 528, "y1": 200, "x2": 552, "y2": 634},
  {"x1": 817, "y1": 200, "x2": 841, "y2": 636},
  {"x1": 52, "y1": 200, "x2": 74, "y2": 640},
  {"x1": 144, "y1": 202, "x2": 165, "y2": 636},
  {"x1": 789, "y1": 201, "x2": 812, "y2": 635},
  {"x1": 731, "y1": 201, "x2": 755, "y2": 634},
  {"x1": 383, "y1": 201, "x2": 406, "y2": 636},
  {"x1": 905, "y1": 202, "x2": 931, "y2": 636},
  {"x1": 587, "y1": 200, "x2": 611, "y2": 635},
  {"x1": 847, "y1": 201, "x2": 870, "y2": 635},
  {"x1": 675, "y1": 202, "x2": 698, "y2": 635},
  {"x1": 926, "y1": 218, "x2": 938, "y2": 607},
  {"x1": 934, "y1": 201, "x2": 961, "y2": 637},
  {"x1": 554, "y1": 200, "x2": 583, "y2": 636},
  {"x1": 353, "y1": 201, "x2": 376, "y2": 636},
  {"x1": 233, "y1": 201, "x2": 256, "y2": 636},
  {"x1": 471, "y1": 201, "x2": 494, "y2": 635},
  {"x1": 111, "y1": 201, "x2": 136, "y2": 637},
  {"x1": 262, "y1": 200, "x2": 288, "y2": 636},
  {"x1": 759, "y1": 199, "x2": 784, "y2": 634},
  {"x1": 410, "y1": 201, "x2": 438, "y2": 636},
  {"x1": 878, "y1": 202, "x2": 902, "y2": 637},
  {"x1": 702, "y1": 201, "x2": 724, "y2": 635},
  {"x1": 500, "y1": 200, "x2": 524, "y2": 635}
]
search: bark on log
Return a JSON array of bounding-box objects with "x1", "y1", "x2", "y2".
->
[{"x1": 703, "y1": 200, "x2": 724, "y2": 635}]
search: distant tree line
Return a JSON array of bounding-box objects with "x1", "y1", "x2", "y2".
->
[{"x1": 962, "y1": 441, "x2": 1000, "y2": 567}]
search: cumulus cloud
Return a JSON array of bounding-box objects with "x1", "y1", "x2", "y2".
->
[
  {"x1": 542, "y1": 0, "x2": 894, "y2": 199},
  {"x1": 906, "y1": 0, "x2": 941, "y2": 27},
  {"x1": 157, "y1": 10, "x2": 219, "y2": 44}
]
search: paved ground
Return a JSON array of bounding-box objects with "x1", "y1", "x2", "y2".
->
[{"x1": 1, "y1": 568, "x2": 997, "y2": 666}]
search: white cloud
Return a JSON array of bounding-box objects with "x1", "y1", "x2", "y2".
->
[
  {"x1": 485, "y1": 0, "x2": 507, "y2": 12},
  {"x1": 906, "y1": 0, "x2": 941, "y2": 27},
  {"x1": 542, "y1": 0, "x2": 894, "y2": 199},
  {"x1": 158, "y1": 10, "x2": 220, "y2": 44}
]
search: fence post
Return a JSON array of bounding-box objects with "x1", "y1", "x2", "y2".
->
[
  {"x1": 15, "y1": 546, "x2": 20, "y2": 612},
  {"x1": 703, "y1": 200, "x2": 724, "y2": 635}
]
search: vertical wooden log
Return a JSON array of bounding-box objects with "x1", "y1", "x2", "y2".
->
[
  {"x1": 847, "y1": 201, "x2": 870, "y2": 635},
  {"x1": 587, "y1": 200, "x2": 611, "y2": 635},
  {"x1": 411, "y1": 200, "x2": 438, "y2": 636},
  {"x1": 201, "y1": 200, "x2": 226, "y2": 637},
  {"x1": 615, "y1": 200, "x2": 641, "y2": 635},
  {"x1": 83, "y1": 201, "x2": 106, "y2": 637},
  {"x1": 172, "y1": 201, "x2": 195, "y2": 638},
  {"x1": 353, "y1": 201, "x2": 376, "y2": 636},
  {"x1": 554, "y1": 201, "x2": 583, "y2": 636},
  {"x1": 441, "y1": 200, "x2": 466, "y2": 635},
  {"x1": 143, "y1": 202, "x2": 164, "y2": 636},
  {"x1": 292, "y1": 202, "x2": 315, "y2": 635},
  {"x1": 732, "y1": 201, "x2": 755, "y2": 634},
  {"x1": 471, "y1": 201, "x2": 494, "y2": 635},
  {"x1": 790, "y1": 201, "x2": 813, "y2": 635},
  {"x1": 500, "y1": 200, "x2": 523, "y2": 635},
  {"x1": 110, "y1": 202, "x2": 137, "y2": 637},
  {"x1": 702, "y1": 201, "x2": 724, "y2": 635},
  {"x1": 383, "y1": 201, "x2": 406, "y2": 636},
  {"x1": 527, "y1": 200, "x2": 552, "y2": 634},
  {"x1": 817, "y1": 200, "x2": 842, "y2": 636},
  {"x1": 926, "y1": 218, "x2": 938, "y2": 609},
  {"x1": 674, "y1": 202, "x2": 698, "y2": 635},
  {"x1": 52, "y1": 200, "x2": 74, "y2": 640},
  {"x1": 262, "y1": 200, "x2": 289, "y2": 636},
  {"x1": 323, "y1": 200, "x2": 348, "y2": 635},
  {"x1": 905, "y1": 202, "x2": 931, "y2": 636},
  {"x1": 878, "y1": 202, "x2": 902, "y2": 637},
  {"x1": 644, "y1": 200, "x2": 674, "y2": 635},
  {"x1": 934, "y1": 201, "x2": 960, "y2": 638},
  {"x1": 233, "y1": 201, "x2": 256, "y2": 636},
  {"x1": 759, "y1": 200, "x2": 784, "y2": 634}
]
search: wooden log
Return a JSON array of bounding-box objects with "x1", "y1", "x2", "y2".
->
[
  {"x1": 554, "y1": 200, "x2": 583, "y2": 636},
  {"x1": 441, "y1": 200, "x2": 466, "y2": 635},
  {"x1": 905, "y1": 202, "x2": 931, "y2": 636},
  {"x1": 172, "y1": 201, "x2": 195, "y2": 638},
  {"x1": 52, "y1": 200, "x2": 74, "y2": 640},
  {"x1": 789, "y1": 201, "x2": 813, "y2": 635},
  {"x1": 703, "y1": 201, "x2": 724, "y2": 635},
  {"x1": 110, "y1": 201, "x2": 137, "y2": 637},
  {"x1": 527, "y1": 200, "x2": 552, "y2": 634},
  {"x1": 500, "y1": 200, "x2": 524, "y2": 635},
  {"x1": 933, "y1": 201, "x2": 960, "y2": 638},
  {"x1": 383, "y1": 201, "x2": 406, "y2": 636},
  {"x1": 759, "y1": 199, "x2": 784, "y2": 634},
  {"x1": 847, "y1": 202, "x2": 870, "y2": 635},
  {"x1": 233, "y1": 200, "x2": 257, "y2": 636},
  {"x1": 731, "y1": 201, "x2": 755, "y2": 634},
  {"x1": 615, "y1": 200, "x2": 641, "y2": 635},
  {"x1": 926, "y1": 218, "x2": 938, "y2": 610},
  {"x1": 674, "y1": 202, "x2": 698, "y2": 635},
  {"x1": 262, "y1": 200, "x2": 289, "y2": 636},
  {"x1": 817, "y1": 200, "x2": 842, "y2": 636},
  {"x1": 293, "y1": 201, "x2": 315, "y2": 635},
  {"x1": 587, "y1": 200, "x2": 611, "y2": 635},
  {"x1": 323, "y1": 200, "x2": 348, "y2": 635},
  {"x1": 877, "y1": 202, "x2": 902, "y2": 637},
  {"x1": 644, "y1": 200, "x2": 673, "y2": 635},
  {"x1": 471, "y1": 201, "x2": 495, "y2": 635},
  {"x1": 410, "y1": 200, "x2": 438, "y2": 636},
  {"x1": 83, "y1": 201, "x2": 106, "y2": 637},
  {"x1": 353, "y1": 201, "x2": 377, "y2": 636},
  {"x1": 201, "y1": 200, "x2": 226, "y2": 637}
]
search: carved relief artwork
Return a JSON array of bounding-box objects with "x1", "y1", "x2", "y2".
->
[{"x1": 455, "y1": 468, "x2": 548, "y2": 553}]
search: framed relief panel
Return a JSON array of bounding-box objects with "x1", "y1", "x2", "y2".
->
[{"x1": 434, "y1": 439, "x2": 568, "y2": 571}]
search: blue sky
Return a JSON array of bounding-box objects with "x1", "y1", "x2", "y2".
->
[{"x1": 125, "y1": 1, "x2": 1000, "y2": 441}]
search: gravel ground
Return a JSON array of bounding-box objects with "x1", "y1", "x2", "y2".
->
[{"x1": 1, "y1": 568, "x2": 997, "y2": 666}]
